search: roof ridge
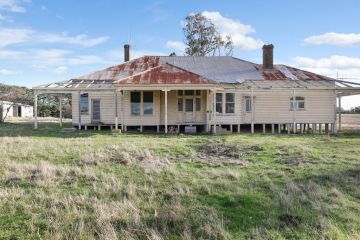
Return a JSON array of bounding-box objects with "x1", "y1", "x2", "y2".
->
[{"x1": 164, "y1": 62, "x2": 216, "y2": 83}]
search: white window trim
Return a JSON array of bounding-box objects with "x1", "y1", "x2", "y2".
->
[
  {"x1": 80, "y1": 93, "x2": 89, "y2": 115},
  {"x1": 244, "y1": 96, "x2": 253, "y2": 113},
  {"x1": 215, "y1": 92, "x2": 237, "y2": 115},
  {"x1": 178, "y1": 90, "x2": 202, "y2": 113},
  {"x1": 225, "y1": 93, "x2": 235, "y2": 114},
  {"x1": 130, "y1": 91, "x2": 154, "y2": 116},
  {"x1": 289, "y1": 96, "x2": 306, "y2": 111}
]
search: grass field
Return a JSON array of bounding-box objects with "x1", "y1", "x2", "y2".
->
[{"x1": 0, "y1": 120, "x2": 360, "y2": 239}]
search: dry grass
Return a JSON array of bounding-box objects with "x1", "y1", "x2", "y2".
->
[{"x1": 0, "y1": 122, "x2": 360, "y2": 239}]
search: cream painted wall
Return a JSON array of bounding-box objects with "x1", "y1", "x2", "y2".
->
[{"x1": 71, "y1": 88, "x2": 335, "y2": 126}]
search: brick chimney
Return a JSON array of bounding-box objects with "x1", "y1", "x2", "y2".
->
[
  {"x1": 262, "y1": 44, "x2": 274, "y2": 69},
  {"x1": 124, "y1": 44, "x2": 131, "y2": 62}
]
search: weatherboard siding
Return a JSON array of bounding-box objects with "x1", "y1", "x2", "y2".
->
[
  {"x1": 251, "y1": 89, "x2": 334, "y2": 124},
  {"x1": 72, "y1": 91, "x2": 118, "y2": 125},
  {"x1": 71, "y1": 88, "x2": 335, "y2": 126}
]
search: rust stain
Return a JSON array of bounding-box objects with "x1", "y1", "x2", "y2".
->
[
  {"x1": 117, "y1": 64, "x2": 215, "y2": 85},
  {"x1": 73, "y1": 56, "x2": 330, "y2": 84},
  {"x1": 254, "y1": 64, "x2": 329, "y2": 81}
]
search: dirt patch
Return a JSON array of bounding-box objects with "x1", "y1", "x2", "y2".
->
[
  {"x1": 195, "y1": 140, "x2": 262, "y2": 165},
  {"x1": 279, "y1": 214, "x2": 302, "y2": 228},
  {"x1": 276, "y1": 145, "x2": 314, "y2": 166}
]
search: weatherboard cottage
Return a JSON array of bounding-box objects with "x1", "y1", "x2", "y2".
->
[{"x1": 33, "y1": 44, "x2": 360, "y2": 134}]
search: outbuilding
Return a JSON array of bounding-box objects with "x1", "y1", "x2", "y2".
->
[{"x1": 0, "y1": 101, "x2": 34, "y2": 120}]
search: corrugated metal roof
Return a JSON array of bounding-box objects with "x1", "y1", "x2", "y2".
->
[
  {"x1": 159, "y1": 56, "x2": 262, "y2": 83},
  {"x1": 116, "y1": 63, "x2": 215, "y2": 84},
  {"x1": 72, "y1": 56, "x2": 333, "y2": 84}
]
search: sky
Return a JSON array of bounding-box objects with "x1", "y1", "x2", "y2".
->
[{"x1": 0, "y1": 0, "x2": 359, "y2": 109}]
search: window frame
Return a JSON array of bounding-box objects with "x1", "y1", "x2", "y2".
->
[
  {"x1": 80, "y1": 93, "x2": 89, "y2": 114},
  {"x1": 245, "y1": 96, "x2": 252, "y2": 113},
  {"x1": 130, "y1": 92, "x2": 141, "y2": 116},
  {"x1": 178, "y1": 97, "x2": 183, "y2": 112},
  {"x1": 216, "y1": 93, "x2": 223, "y2": 113},
  {"x1": 177, "y1": 90, "x2": 202, "y2": 112},
  {"x1": 225, "y1": 93, "x2": 235, "y2": 114},
  {"x1": 143, "y1": 91, "x2": 154, "y2": 115},
  {"x1": 195, "y1": 97, "x2": 201, "y2": 111},
  {"x1": 290, "y1": 96, "x2": 305, "y2": 110}
]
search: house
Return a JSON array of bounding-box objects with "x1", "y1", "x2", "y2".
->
[
  {"x1": 0, "y1": 101, "x2": 34, "y2": 120},
  {"x1": 33, "y1": 44, "x2": 360, "y2": 134}
]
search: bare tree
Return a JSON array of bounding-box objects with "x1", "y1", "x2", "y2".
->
[{"x1": 183, "y1": 13, "x2": 234, "y2": 56}]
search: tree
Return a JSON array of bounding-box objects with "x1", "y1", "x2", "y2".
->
[
  {"x1": 183, "y1": 13, "x2": 234, "y2": 56},
  {"x1": 349, "y1": 106, "x2": 360, "y2": 114}
]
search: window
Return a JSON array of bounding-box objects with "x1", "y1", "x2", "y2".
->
[
  {"x1": 195, "y1": 98, "x2": 201, "y2": 111},
  {"x1": 178, "y1": 98, "x2": 183, "y2": 112},
  {"x1": 185, "y1": 90, "x2": 194, "y2": 96},
  {"x1": 185, "y1": 99, "x2": 193, "y2": 112},
  {"x1": 290, "y1": 96, "x2": 305, "y2": 110},
  {"x1": 225, "y1": 93, "x2": 235, "y2": 113},
  {"x1": 178, "y1": 90, "x2": 201, "y2": 112},
  {"x1": 216, "y1": 93, "x2": 223, "y2": 113},
  {"x1": 80, "y1": 93, "x2": 89, "y2": 114},
  {"x1": 131, "y1": 92, "x2": 141, "y2": 115},
  {"x1": 245, "y1": 96, "x2": 252, "y2": 112},
  {"x1": 143, "y1": 92, "x2": 153, "y2": 115}
]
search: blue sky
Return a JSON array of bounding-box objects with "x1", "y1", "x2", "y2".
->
[{"x1": 0, "y1": 0, "x2": 360, "y2": 108}]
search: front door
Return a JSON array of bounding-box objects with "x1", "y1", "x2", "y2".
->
[
  {"x1": 92, "y1": 100, "x2": 101, "y2": 122},
  {"x1": 185, "y1": 98, "x2": 194, "y2": 122}
]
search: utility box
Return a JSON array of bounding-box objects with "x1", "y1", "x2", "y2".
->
[{"x1": 185, "y1": 126, "x2": 197, "y2": 134}]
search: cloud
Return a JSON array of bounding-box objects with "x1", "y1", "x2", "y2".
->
[
  {"x1": 201, "y1": 11, "x2": 264, "y2": 51},
  {"x1": 0, "y1": 28, "x2": 33, "y2": 47},
  {"x1": 54, "y1": 66, "x2": 68, "y2": 74},
  {"x1": 0, "y1": 49, "x2": 24, "y2": 58},
  {"x1": 293, "y1": 55, "x2": 360, "y2": 110},
  {"x1": 0, "y1": 13, "x2": 7, "y2": 20},
  {"x1": 304, "y1": 32, "x2": 360, "y2": 46},
  {"x1": 0, "y1": 46, "x2": 103, "y2": 72},
  {"x1": 293, "y1": 55, "x2": 360, "y2": 71},
  {"x1": 0, "y1": 28, "x2": 109, "y2": 48},
  {"x1": 39, "y1": 32, "x2": 109, "y2": 47},
  {"x1": 165, "y1": 41, "x2": 186, "y2": 53},
  {"x1": 30, "y1": 49, "x2": 70, "y2": 59},
  {"x1": 0, "y1": 0, "x2": 26, "y2": 13},
  {"x1": 67, "y1": 55, "x2": 103, "y2": 65},
  {"x1": 0, "y1": 68, "x2": 20, "y2": 75}
]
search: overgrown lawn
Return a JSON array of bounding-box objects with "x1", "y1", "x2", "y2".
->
[{"x1": 0, "y1": 122, "x2": 360, "y2": 239}]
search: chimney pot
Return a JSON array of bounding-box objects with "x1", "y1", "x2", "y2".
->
[
  {"x1": 124, "y1": 44, "x2": 131, "y2": 62},
  {"x1": 262, "y1": 44, "x2": 274, "y2": 69}
]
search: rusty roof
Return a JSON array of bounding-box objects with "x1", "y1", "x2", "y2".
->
[
  {"x1": 254, "y1": 64, "x2": 333, "y2": 81},
  {"x1": 116, "y1": 63, "x2": 215, "y2": 84},
  {"x1": 73, "y1": 56, "x2": 334, "y2": 84}
]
